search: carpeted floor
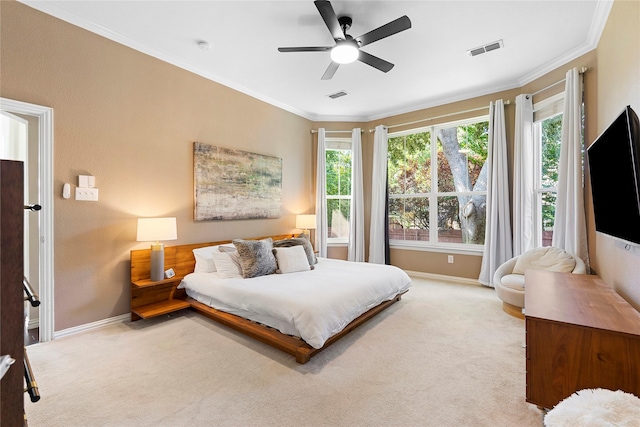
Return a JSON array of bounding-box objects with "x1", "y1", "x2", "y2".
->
[{"x1": 24, "y1": 276, "x2": 544, "y2": 426}]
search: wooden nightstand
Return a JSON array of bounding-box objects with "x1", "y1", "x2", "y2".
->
[{"x1": 130, "y1": 276, "x2": 189, "y2": 321}]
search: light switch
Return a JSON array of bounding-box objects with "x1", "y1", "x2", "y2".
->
[
  {"x1": 75, "y1": 187, "x2": 99, "y2": 201},
  {"x1": 78, "y1": 175, "x2": 95, "y2": 188}
]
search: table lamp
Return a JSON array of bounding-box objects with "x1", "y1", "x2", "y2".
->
[
  {"x1": 296, "y1": 214, "x2": 316, "y2": 242},
  {"x1": 137, "y1": 217, "x2": 177, "y2": 281}
]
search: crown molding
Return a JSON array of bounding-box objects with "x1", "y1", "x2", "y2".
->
[{"x1": 18, "y1": 0, "x2": 615, "y2": 124}]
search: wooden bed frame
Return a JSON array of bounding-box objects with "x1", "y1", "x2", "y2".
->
[{"x1": 130, "y1": 234, "x2": 407, "y2": 364}]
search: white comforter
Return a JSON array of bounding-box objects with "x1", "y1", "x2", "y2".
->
[{"x1": 179, "y1": 258, "x2": 412, "y2": 349}]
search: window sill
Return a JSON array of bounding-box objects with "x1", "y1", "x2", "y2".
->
[
  {"x1": 389, "y1": 242, "x2": 484, "y2": 256},
  {"x1": 325, "y1": 241, "x2": 482, "y2": 255}
]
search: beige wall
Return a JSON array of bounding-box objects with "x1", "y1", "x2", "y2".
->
[
  {"x1": 1, "y1": 1, "x2": 313, "y2": 330},
  {"x1": 592, "y1": 0, "x2": 640, "y2": 309}
]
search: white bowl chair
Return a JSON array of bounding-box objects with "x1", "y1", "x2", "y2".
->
[{"x1": 494, "y1": 246, "x2": 586, "y2": 318}]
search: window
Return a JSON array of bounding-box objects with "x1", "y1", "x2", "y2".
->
[
  {"x1": 532, "y1": 93, "x2": 564, "y2": 247},
  {"x1": 387, "y1": 116, "x2": 489, "y2": 249},
  {"x1": 325, "y1": 139, "x2": 352, "y2": 243}
]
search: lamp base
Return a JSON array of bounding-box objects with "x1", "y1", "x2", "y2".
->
[{"x1": 150, "y1": 243, "x2": 165, "y2": 282}]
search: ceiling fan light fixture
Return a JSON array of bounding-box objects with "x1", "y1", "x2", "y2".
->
[{"x1": 330, "y1": 40, "x2": 359, "y2": 64}]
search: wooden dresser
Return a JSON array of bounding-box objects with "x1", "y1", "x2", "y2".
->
[{"x1": 524, "y1": 270, "x2": 640, "y2": 409}]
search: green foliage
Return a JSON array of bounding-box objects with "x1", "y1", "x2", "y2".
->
[
  {"x1": 388, "y1": 132, "x2": 431, "y2": 195},
  {"x1": 541, "y1": 114, "x2": 562, "y2": 229},
  {"x1": 541, "y1": 115, "x2": 562, "y2": 187},
  {"x1": 388, "y1": 121, "x2": 489, "y2": 243},
  {"x1": 457, "y1": 122, "x2": 488, "y2": 167},
  {"x1": 325, "y1": 149, "x2": 352, "y2": 228},
  {"x1": 389, "y1": 197, "x2": 429, "y2": 231},
  {"x1": 326, "y1": 149, "x2": 352, "y2": 196}
]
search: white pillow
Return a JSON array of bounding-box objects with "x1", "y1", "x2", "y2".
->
[
  {"x1": 273, "y1": 245, "x2": 312, "y2": 274},
  {"x1": 192, "y1": 244, "x2": 235, "y2": 273},
  {"x1": 513, "y1": 246, "x2": 576, "y2": 275},
  {"x1": 193, "y1": 246, "x2": 218, "y2": 273},
  {"x1": 211, "y1": 250, "x2": 243, "y2": 279}
]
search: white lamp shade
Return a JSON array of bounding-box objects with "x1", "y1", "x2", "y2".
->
[
  {"x1": 296, "y1": 214, "x2": 317, "y2": 230},
  {"x1": 136, "y1": 217, "x2": 177, "y2": 242}
]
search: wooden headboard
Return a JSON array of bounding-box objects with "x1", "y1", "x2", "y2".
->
[{"x1": 130, "y1": 233, "x2": 296, "y2": 282}]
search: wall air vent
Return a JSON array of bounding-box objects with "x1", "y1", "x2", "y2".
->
[
  {"x1": 327, "y1": 90, "x2": 348, "y2": 99},
  {"x1": 467, "y1": 39, "x2": 504, "y2": 57}
]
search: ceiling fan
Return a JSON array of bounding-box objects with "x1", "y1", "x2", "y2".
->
[{"x1": 278, "y1": 0, "x2": 411, "y2": 80}]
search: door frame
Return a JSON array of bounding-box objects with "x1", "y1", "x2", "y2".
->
[{"x1": 1, "y1": 97, "x2": 54, "y2": 342}]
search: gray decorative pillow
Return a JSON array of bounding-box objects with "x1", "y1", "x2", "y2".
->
[
  {"x1": 273, "y1": 236, "x2": 317, "y2": 265},
  {"x1": 232, "y1": 238, "x2": 277, "y2": 278},
  {"x1": 295, "y1": 233, "x2": 319, "y2": 264}
]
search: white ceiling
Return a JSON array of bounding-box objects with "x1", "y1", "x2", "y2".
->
[{"x1": 19, "y1": 1, "x2": 612, "y2": 122}]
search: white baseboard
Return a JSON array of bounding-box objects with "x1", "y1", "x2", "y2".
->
[
  {"x1": 27, "y1": 318, "x2": 39, "y2": 330},
  {"x1": 54, "y1": 313, "x2": 130, "y2": 339},
  {"x1": 404, "y1": 270, "x2": 482, "y2": 286}
]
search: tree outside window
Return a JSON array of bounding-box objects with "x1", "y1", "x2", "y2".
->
[{"x1": 388, "y1": 117, "x2": 489, "y2": 247}]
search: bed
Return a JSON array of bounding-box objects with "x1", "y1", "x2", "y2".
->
[{"x1": 130, "y1": 234, "x2": 411, "y2": 364}]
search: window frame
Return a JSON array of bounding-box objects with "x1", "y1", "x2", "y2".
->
[
  {"x1": 325, "y1": 137, "x2": 352, "y2": 245},
  {"x1": 532, "y1": 92, "x2": 564, "y2": 247},
  {"x1": 387, "y1": 114, "x2": 490, "y2": 253}
]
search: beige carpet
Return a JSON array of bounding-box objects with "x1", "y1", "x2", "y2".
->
[{"x1": 24, "y1": 277, "x2": 544, "y2": 426}]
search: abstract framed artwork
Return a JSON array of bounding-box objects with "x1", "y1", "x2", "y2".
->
[{"x1": 194, "y1": 142, "x2": 282, "y2": 221}]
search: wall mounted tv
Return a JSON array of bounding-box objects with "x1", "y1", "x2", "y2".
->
[{"x1": 587, "y1": 105, "x2": 640, "y2": 246}]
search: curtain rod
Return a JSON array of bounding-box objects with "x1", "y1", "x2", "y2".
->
[
  {"x1": 368, "y1": 100, "x2": 511, "y2": 133},
  {"x1": 310, "y1": 129, "x2": 363, "y2": 134},
  {"x1": 527, "y1": 79, "x2": 565, "y2": 99},
  {"x1": 527, "y1": 66, "x2": 589, "y2": 99}
]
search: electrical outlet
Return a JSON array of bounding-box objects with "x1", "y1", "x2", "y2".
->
[
  {"x1": 447, "y1": 255, "x2": 454, "y2": 264},
  {"x1": 75, "y1": 187, "x2": 99, "y2": 201}
]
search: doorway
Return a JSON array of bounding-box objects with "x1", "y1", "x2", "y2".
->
[{"x1": 0, "y1": 98, "x2": 54, "y2": 342}]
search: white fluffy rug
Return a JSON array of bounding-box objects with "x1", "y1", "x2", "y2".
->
[{"x1": 544, "y1": 388, "x2": 640, "y2": 427}]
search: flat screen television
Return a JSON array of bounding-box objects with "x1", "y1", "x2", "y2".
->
[{"x1": 587, "y1": 105, "x2": 640, "y2": 246}]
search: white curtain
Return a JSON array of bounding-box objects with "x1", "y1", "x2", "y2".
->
[
  {"x1": 315, "y1": 128, "x2": 328, "y2": 258},
  {"x1": 552, "y1": 68, "x2": 589, "y2": 268},
  {"x1": 479, "y1": 100, "x2": 513, "y2": 286},
  {"x1": 348, "y1": 128, "x2": 365, "y2": 262},
  {"x1": 369, "y1": 125, "x2": 388, "y2": 264},
  {"x1": 513, "y1": 94, "x2": 535, "y2": 256}
]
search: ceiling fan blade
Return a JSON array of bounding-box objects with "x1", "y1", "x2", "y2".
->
[
  {"x1": 358, "y1": 51, "x2": 394, "y2": 73},
  {"x1": 278, "y1": 46, "x2": 332, "y2": 52},
  {"x1": 314, "y1": 0, "x2": 344, "y2": 41},
  {"x1": 355, "y1": 15, "x2": 412, "y2": 48},
  {"x1": 321, "y1": 61, "x2": 340, "y2": 80}
]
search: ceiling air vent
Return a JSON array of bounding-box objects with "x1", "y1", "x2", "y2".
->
[
  {"x1": 327, "y1": 90, "x2": 348, "y2": 99},
  {"x1": 467, "y1": 39, "x2": 504, "y2": 57}
]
